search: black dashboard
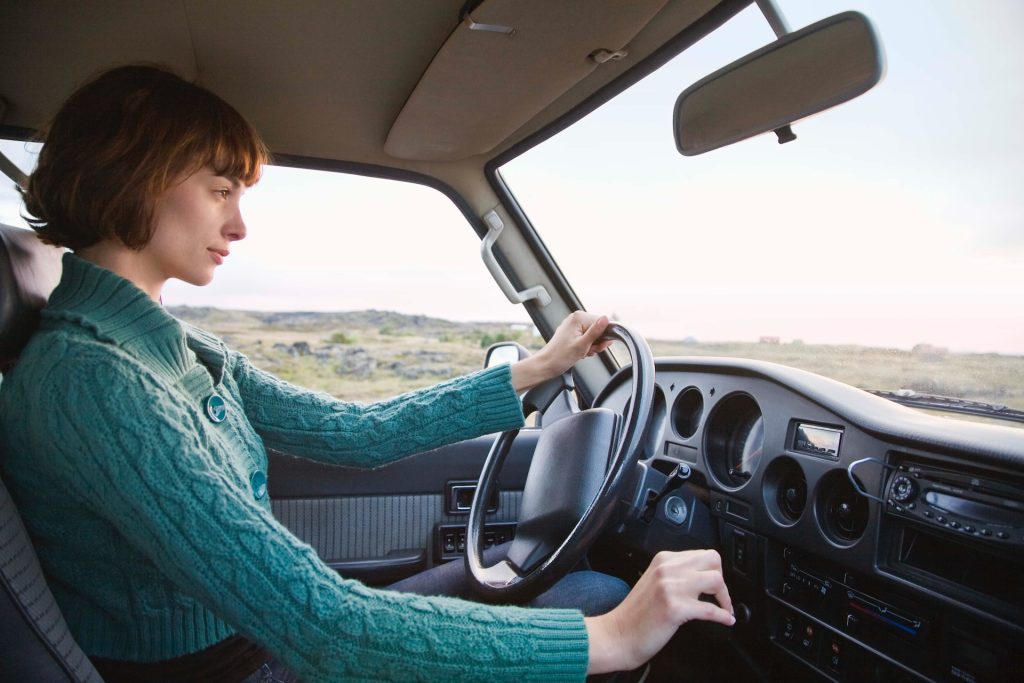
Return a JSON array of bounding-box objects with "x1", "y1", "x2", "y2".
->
[{"x1": 595, "y1": 357, "x2": 1024, "y2": 683}]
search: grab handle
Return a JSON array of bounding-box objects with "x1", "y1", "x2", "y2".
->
[{"x1": 480, "y1": 210, "x2": 551, "y2": 307}]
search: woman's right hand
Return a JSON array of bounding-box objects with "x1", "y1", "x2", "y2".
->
[{"x1": 583, "y1": 549, "x2": 735, "y2": 674}]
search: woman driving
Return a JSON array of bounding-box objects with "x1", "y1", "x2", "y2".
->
[{"x1": 0, "y1": 65, "x2": 734, "y2": 682}]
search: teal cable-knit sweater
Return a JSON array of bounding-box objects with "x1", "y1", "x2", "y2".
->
[{"x1": 0, "y1": 254, "x2": 589, "y2": 681}]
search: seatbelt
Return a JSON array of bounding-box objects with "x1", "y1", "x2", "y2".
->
[
  {"x1": 0, "y1": 98, "x2": 30, "y2": 189},
  {"x1": 0, "y1": 150, "x2": 27, "y2": 190}
]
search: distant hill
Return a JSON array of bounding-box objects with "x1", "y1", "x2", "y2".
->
[{"x1": 167, "y1": 305, "x2": 526, "y2": 335}]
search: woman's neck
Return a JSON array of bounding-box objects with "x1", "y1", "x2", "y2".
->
[{"x1": 75, "y1": 241, "x2": 165, "y2": 303}]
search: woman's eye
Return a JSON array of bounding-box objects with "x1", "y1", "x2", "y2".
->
[{"x1": 216, "y1": 189, "x2": 231, "y2": 199}]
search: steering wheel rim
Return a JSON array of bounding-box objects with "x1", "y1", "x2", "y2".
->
[{"x1": 465, "y1": 322, "x2": 654, "y2": 601}]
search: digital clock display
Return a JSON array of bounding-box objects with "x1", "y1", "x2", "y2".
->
[{"x1": 793, "y1": 423, "x2": 842, "y2": 459}]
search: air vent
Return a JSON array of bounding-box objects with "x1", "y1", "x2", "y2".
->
[
  {"x1": 817, "y1": 470, "x2": 869, "y2": 545},
  {"x1": 762, "y1": 456, "x2": 806, "y2": 526}
]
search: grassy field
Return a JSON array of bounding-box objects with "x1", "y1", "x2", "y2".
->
[{"x1": 170, "y1": 306, "x2": 1024, "y2": 414}]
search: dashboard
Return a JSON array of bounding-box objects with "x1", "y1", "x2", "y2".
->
[{"x1": 595, "y1": 357, "x2": 1024, "y2": 683}]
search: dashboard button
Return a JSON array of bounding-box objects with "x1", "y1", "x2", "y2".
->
[
  {"x1": 997, "y1": 531, "x2": 1010, "y2": 539},
  {"x1": 949, "y1": 521, "x2": 961, "y2": 529},
  {"x1": 781, "y1": 614, "x2": 797, "y2": 644},
  {"x1": 963, "y1": 525, "x2": 975, "y2": 533},
  {"x1": 826, "y1": 638, "x2": 845, "y2": 673},
  {"x1": 799, "y1": 623, "x2": 817, "y2": 656},
  {"x1": 980, "y1": 529, "x2": 992, "y2": 536},
  {"x1": 937, "y1": 515, "x2": 948, "y2": 524}
]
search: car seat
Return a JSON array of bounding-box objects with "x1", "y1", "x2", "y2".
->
[{"x1": 0, "y1": 222, "x2": 103, "y2": 682}]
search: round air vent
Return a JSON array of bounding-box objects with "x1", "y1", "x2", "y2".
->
[
  {"x1": 762, "y1": 456, "x2": 806, "y2": 526},
  {"x1": 816, "y1": 469, "x2": 869, "y2": 545},
  {"x1": 671, "y1": 386, "x2": 703, "y2": 439}
]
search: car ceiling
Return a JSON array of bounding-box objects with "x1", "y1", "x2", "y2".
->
[{"x1": 0, "y1": 0, "x2": 743, "y2": 190}]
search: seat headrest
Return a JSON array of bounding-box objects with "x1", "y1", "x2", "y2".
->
[{"x1": 0, "y1": 224, "x2": 63, "y2": 371}]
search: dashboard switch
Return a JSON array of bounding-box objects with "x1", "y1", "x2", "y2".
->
[
  {"x1": 799, "y1": 623, "x2": 817, "y2": 657},
  {"x1": 730, "y1": 528, "x2": 750, "y2": 575},
  {"x1": 781, "y1": 614, "x2": 797, "y2": 644},
  {"x1": 826, "y1": 638, "x2": 845, "y2": 673}
]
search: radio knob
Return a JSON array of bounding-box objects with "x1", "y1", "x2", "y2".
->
[{"x1": 891, "y1": 475, "x2": 917, "y2": 503}]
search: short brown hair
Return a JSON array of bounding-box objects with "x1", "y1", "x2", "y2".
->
[{"x1": 22, "y1": 64, "x2": 269, "y2": 250}]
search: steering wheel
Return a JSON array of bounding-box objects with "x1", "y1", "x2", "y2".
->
[{"x1": 465, "y1": 323, "x2": 655, "y2": 601}]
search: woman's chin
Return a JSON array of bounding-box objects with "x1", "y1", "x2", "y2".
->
[{"x1": 178, "y1": 271, "x2": 216, "y2": 287}]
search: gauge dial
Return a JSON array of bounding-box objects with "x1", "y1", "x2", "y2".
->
[{"x1": 705, "y1": 393, "x2": 764, "y2": 489}]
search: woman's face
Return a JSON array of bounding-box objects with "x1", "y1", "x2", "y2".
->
[{"x1": 140, "y1": 166, "x2": 248, "y2": 287}]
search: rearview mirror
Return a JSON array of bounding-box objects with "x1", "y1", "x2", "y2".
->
[{"x1": 674, "y1": 11, "x2": 883, "y2": 156}]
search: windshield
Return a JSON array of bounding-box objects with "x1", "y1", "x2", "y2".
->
[{"x1": 500, "y1": 0, "x2": 1024, "y2": 421}]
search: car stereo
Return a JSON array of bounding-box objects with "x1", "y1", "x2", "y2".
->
[{"x1": 883, "y1": 459, "x2": 1024, "y2": 548}]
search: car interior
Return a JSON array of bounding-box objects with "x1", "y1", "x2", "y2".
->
[{"x1": 1, "y1": 1, "x2": 1022, "y2": 682}]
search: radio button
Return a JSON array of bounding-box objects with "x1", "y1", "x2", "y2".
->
[
  {"x1": 963, "y1": 525, "x2": 975, "y2": 533},
  {"x1": 980, "y1": 529, "x2": 991, "y2": 536},
  {"x1": 997, "y1": 531, "x2": 1009, "y2": 539},
  {"x1": 937, "y1": 515, "x2": 948, "y2": 524},
  {"x1": 949, "y1": 521, "x2": 961, "y2": 529},
  {"x1": 923, "y1": 510, "x2": 933, "y2": 518}
]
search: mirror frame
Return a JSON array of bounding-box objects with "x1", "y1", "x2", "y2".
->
[
  {"x1": 484, "y1": 341, "x2": 530, "y2": 369},
  {"x1": 674, "y1": 10, "x2": 884, "y2": 156}
]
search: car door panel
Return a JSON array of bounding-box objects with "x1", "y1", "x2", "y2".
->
[{"x1": 267, "y1": 431, "x2": 539, "y2": 584}]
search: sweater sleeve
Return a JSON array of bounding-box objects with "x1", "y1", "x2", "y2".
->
[
  {"x1": 229, "y1": 351, "x2": 526, "y2": 468},
  {"x1": 34, "y1": 343, "x2": 587, "y2": 681}
]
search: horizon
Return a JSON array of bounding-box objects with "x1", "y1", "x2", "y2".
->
[{"x1": 167, "y1": 303, "x2": 1020, "y2": 356}]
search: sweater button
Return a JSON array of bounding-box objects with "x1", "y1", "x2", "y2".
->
[
  {"x1": 205, "y1": 394, "x2": 227, "y2": 423},
  {"x1": 250, "y1": 470, "x2": 268, "y2": 500}
]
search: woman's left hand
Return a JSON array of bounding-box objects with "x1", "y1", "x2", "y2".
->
[{"x1": 509, "y1": 311, "x2": 613, "y2": 392}]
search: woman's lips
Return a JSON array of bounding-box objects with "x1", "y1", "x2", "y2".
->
[{"x1": 209, "y1": 248, "x2": 228, "y2": 265}]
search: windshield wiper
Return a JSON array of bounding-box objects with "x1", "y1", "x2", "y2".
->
[{"x1": 867, "y1": 389, "x2": 1024, "y2": 424}]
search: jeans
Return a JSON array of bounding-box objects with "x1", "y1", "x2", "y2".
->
[
  {"x1": 386, "y1": 542, "x2": 630, "y2": 616},
  {"x1": 244, "y1": 543, "x2": 630, "y2": 681}
]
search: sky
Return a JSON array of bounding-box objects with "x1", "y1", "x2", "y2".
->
[{"x1": 1, "y1": 0, "x2": 1021, "y2": 354}]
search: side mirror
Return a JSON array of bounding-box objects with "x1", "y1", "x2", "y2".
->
[
  {"x1": 484, "y1": 341, "x2": 530, "y2": 369},
  {"x1": 674, "y1": 11, "x2": 884, "y2": 156}
]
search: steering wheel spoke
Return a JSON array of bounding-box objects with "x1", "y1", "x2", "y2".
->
[{"x1": 472, "y1": 558, "x2": 525, "y2": 589}]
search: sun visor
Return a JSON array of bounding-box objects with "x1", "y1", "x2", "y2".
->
[{"x1": 384, "y1": 0, "x2": 670, "y2": 161}]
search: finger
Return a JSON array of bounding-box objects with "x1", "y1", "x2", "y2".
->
[
  {"x1": 699, "y1": 601, "x2": 736, "y2": 627},
  {"x1": 684, "y1": 548, "x2": 722, "y2": 572},
  {"x1": 713, "y1": 582, "x2": 734, "y2": 618},
  {"x1": 689, "y1": 568, "x2": 733, "y2": 618},
  {"x1": 685, "y1": 568, "x2": 728, "y2": 598},
  {"x1": 580, "y1": 315, "x2": 609, "y2": 347}
]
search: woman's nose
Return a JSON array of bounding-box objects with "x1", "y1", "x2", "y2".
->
[{"x1": 226, "y1": 209, "x2": 247, "y2": 242}]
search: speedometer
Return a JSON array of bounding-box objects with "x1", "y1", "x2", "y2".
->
[{"x1": 705, "y1": 393, "x2": 764, "y2": 489}]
